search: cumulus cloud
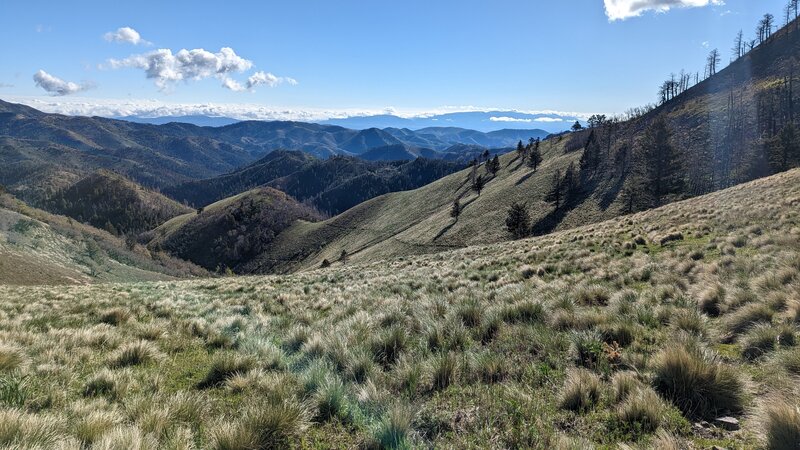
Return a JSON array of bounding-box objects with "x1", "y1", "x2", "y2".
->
[
  {"x1": 33, "y1": 70, "x2": 92, "y2": 96},
  {"x1": 107, "y1": 47, "x2": 254, "y2": 90},
  {"x1": 104, "y1": 27, "x2": 149, "y2": 45},
  {"x1": 604, "y1": 0, "x2": 724, "y2": 21}
]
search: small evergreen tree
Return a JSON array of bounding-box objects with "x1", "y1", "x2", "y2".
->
[
  {"x1": 340, "y1": 249, "x2": 349, "y2": 264},
  {"x1": 640, "y1": 118, "x2": 684, "y2": 204},
  {"x1": 571, "y1": 121, "x2": 584, "y2": 131},
  {"x1": 769, "y1": 123, "x2": 800, "y2": 172},
  {"x1": 516, "y1": 140, "x2": 525, "y2": 161},
  {"x1": 546, "y1": 169, "x2": 563, "y2": 209},
  {"x1": 450, "y1": 199, "x2": 461, "y2": 220},
  {"x1": 527, "y1": 138, "x2": 543, "y2": 171},
  {"x1": 472, "y1": 174, "x2": 485, "y2": 196},
  {"x1": 505, "y1": 202, "x2": 531, "y2": 239},
  {"x1": 320, "y1": 259, "x2": 331, "y2": 268}
]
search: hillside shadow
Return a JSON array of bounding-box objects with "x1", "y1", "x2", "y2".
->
[
  {"x1": 433, "y1": 220, "x2": 457, "y2": 241},
  {"x1": 515, "y1": 169, "x2": 536, "y2": 186},
  {"x1": 598, "y1": 174, "x2": 626, "y2": 211},
  {"x1": 531, "y1": 205, "x2": 570, "y2": 236}
]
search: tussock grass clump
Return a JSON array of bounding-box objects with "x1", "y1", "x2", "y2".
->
[
  {"x1": 99, "y1": 308, "x2": 131, "y2": 326},
  {"x1": 477, "y1": 312, "x2": 503, "y2": 344},
  {"x1": 761, "y1": 400, "x2": 800, "y2": 450},
  {"x1": 0, "y1": 408, "x2": 62, "y2": 448},
  {"x1": 108, "y1": 340, "x2": 163, "y2": 367},
  {"x1": 74, "y1": 410, "x2": 123, "y2": 445},
  {"x1": 781, "y1": 347, "x2": 800, "y2": 375},
  {"x1": 724, "y1": 303, "x2": 774, "y2": 337},
  {"x1": 698, "y1": 285, "x2": 725, "y2": 317},
  {"x1": 345, "y1": 350, "x2": 377, "y2": 384},
  {"x1": 651, "y1": 344, "x2": 743, "y2": 418},
  {"x1": 670, "y1": 309, "x2": 706, "y2": 336},
  {"x1": 428, "y1": 352, "x2": 459, "y2": 391},
  {"x1": 208, "y1": 397, "x2": 310, "y2": 450},
  {"x1": 575, "y1": 285, "x2": 611, "y2": 306},
  {"x1": 559, "y1": 368, "x2": 601, "y2": 412},
  {"x1": 283, "y1": 326, "x2": 310, "y2": 353},
  {"x1": 742, "y1": 323, "x2": 781, "y2": 360},
  {"x1": 456, "y1": 301, "x2": 483, "y2": 328},
  {"x1": 83, "y1": 369, "x2": 130, "y2": 400},
  {"x1": 569, "y1": 330, "x2": 604, "y2": 368},
  {"x1": 502, "y1": 301, "x2": 546, "y2": 324},
  {"x1": 371, "y1": 326, "x2": 408, "y2": 367},
  {"x1": 313, "y1": 377, "x2": 350, "y2": 422},
  {"x1": 199, "y1": 353, "x2": 256, "y2": 388},
  {"x1": 616, "y1": 388, "x2": 665, "y2": 433},
  {"x1": 612, "y1": 371, "x2": 643, "y2": 402},
  {"x1": 92, "y1": 425, "x2": 158, "y2": 449},
  {"x1": 473, "y1": 351, "x2": 508, "y2": 384},
  {"x1": 0, "y1": 344, "x2": 28, "y2": 372},
  {"x1": 370, "y1": 404, "x2": 413, "y2": 449}
]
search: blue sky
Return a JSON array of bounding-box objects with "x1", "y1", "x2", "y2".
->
[{"x1": 0, "y1": 0, "x2": 790, "y2": 121}]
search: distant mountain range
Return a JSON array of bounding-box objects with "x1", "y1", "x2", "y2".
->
[{"x1": 113, "y1": 110, "x2": 576, "y2": 133}]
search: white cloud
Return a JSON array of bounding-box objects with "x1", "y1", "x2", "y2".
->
[
  {"x1": 244, "y1": 71, "x2": 298, "y2": 90},
  {"x1": 534, "y1": 117, "x2": 564, "y2": 122},
  {"x1": 5, "y1": 96, "x2": 597, "y2": 124},
  {"x1": 489, "y1": 116, "x2": 533, "y2": 123},
  {"x1": 104, "y1": 27, "x2": 149, "y2": 45},
  {"x1": 107, "y1": 47, "x2": 254, "y2": 90},
  {"x1": 32, "y1": 70, "x2": 92, "y2": 96},
  {"x1": 604, "y1": 0, "x2": 724, "y2": 21}
]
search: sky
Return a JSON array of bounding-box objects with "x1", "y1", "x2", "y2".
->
[{"x1": 0, "y1": 0, "x2": 790, "y2": 122}]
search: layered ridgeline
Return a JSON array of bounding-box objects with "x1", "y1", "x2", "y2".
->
[
  {"x1": 0, "y1": 99, "x2": 545, "y2": 204},
  {"x1": 145, "y1": 187, "x2": 322, "y2": 272},
  {"x1": 165, "y1": 151, "x2": 463, "y2": 216},
  {"x1": 1, "y1": 167, "x2": 798, "y2": 447},
  {"x1": 41, "y1": 170, "x2": 193, "y2": 236},
  {"x1": 0, "y1": 189, "x2": 206, "y2": 285},
  {"x1": 235, "y1": 16, "x2": 800, "y2": 273}
]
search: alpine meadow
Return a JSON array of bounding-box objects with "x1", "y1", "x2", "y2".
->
[{"x1": 1, "y1": 1, "x2": 800, "y2": 449}]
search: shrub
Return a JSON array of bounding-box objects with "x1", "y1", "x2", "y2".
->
[
  {"x1": 651, "y1": 344, "x2": 743, "y2": 418},
  {"x1": 371, "y1": 404, "x2": 413, "y2": 449},
  {"x1": 199, "y1": 353, "x2": 256, "y2": 388},
  {"x1": 559, "y1": 368, "x2": 601, "y2": 412},
  {"x1": 108, "y1": 340, "x2": 163, "y2": 367},
  {"x1": 762, "y1": 400, "x2": 800, "y2": 450},
  {"x1": 208, "y1": 397, "x2": 310, "y2": 450}
]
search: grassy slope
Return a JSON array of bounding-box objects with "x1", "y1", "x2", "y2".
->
[
  {"x1": 0, "y1": 194, "x2": 207, "y2": 285},
  {"x1": 0, "y1": 169, "x2": 797, "y2": 447}
]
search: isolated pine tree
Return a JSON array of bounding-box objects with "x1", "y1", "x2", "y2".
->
[
  {"x1": 340, "y1": 249, "x2": 348, "y2": 264},
  {"x1": 546, "y1": 169, "x2": 563, "y2": 210},
  {"x1": 580, "y1": 130, "x2": 601, "y2": 176},
  {"x1": 505, "y1": 202, "x2": 531, "y2": 239},
  {"x1": 472, "y1": 175, "x2": 485, "y2": 196},
  {"x1": 571, "y1": 121, "x2": 584, "y2": 131},
  {"x1": 516, "y1": 140, "x2": 525, "y2": 161},
  {"x1": 527, "y1": 138, "x2": 543, "y2": 171},
  {"x1": 450, "y1": 199, "x2": 461, "y2": 220}
]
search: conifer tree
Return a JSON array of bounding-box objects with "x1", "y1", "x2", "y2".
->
[
  {"x1": 472, "y1": 174, "x2": 485, "y2": 196},
  {"x1": 505, "y1": 202, "x2": 531, "y2": 239},
  {"x1": 527, "y1": 138, "x2": 543, "y2": 171},
  {"x1": 450, "y1": 199, "x2": 461, "y2": 220},
  {"x1": 640, "y1": 118, "x2": 684, "y2": 204}
]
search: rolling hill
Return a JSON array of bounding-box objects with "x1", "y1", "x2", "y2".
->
[
  {"x1": 146, "y1": 187, "x2": 322, "y2": 272},
  {"x1": 164, "y1": 151, "x2": 463, "y2": 216},
  {"x1": 0, "y1": 191, "x2": 206, "y2": 285},
  {"x1": 41, "y1": 170, "x2": 193, "y2": 236}
]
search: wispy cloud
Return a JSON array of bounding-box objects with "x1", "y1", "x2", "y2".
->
[
  {"x1": 604, "y1": 0, "x2": 725, "y2": 21},
  {"x1": 534, "y1": 117, "x2": 564, "y2": 123},
  {"x1": 0, "y1": 83, "x2": 14, "y2": 88},
  {"x1": 103, "y1": 27, "x2": 150, "y2": 45},
  {"x1": 489, "y1": 116, "x2": 532, "y2": 123},
  {"x1": 32, "y1": 70, "x2": 93, "y2": 96}
]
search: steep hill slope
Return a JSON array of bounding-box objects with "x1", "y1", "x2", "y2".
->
[
  {"x1": 0, "y1": 192, "x2": 206, "y2": 285},
  {"x1": 242, "y1": 17, "x2": 800, "y2": 274},
  {"x1": 1, "y1": 168, "x2": 798, "y2": 447},
  {"x1": 146, "y1": 187, "x2": 322, "y2": 272},
  {"x1": 164, "y1": 152, "x2": 463, "y2": 216},
  {"x1": 41, "y1": 170, "x2": 192, "y2": 236}
]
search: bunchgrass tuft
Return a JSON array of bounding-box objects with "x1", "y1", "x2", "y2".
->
[
  {"x1": 651, "y1": 344, "x2": 743, "y2": 419},
  {"x1": 761, "y1": 400, "x2": 800, "y2": 450},
  {"x1": 108, "y1": 340, "x2": 163, "y2": 367},
  {"x1": 559, "y1": 368, "x2": 601, "y2": 412},
  {"x1": 198, "y1": 353, "x2": 256, "y2": 388}
]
